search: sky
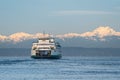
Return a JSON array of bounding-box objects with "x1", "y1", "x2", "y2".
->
[{"x1": 0, "y1": 0, "x2": 120, "y2": 35}]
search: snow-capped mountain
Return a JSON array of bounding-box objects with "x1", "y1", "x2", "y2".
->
[
  {"x1": 0, "y1": 26, "x2": 120, "y2": 48},
  {"x1": 56, "y1": 26, "x2": 120, "y2": 40}
]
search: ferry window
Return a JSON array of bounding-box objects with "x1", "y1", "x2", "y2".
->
[
  {"x1": 51, "y1": 47, "x2": 54, "y2": 49},
  {"x1": 49, "y1": 39, "x2": 54, "y2": 43}
]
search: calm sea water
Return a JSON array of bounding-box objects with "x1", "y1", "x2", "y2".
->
[{"x1": 0, "y1": 48, "x2": 120, "y2": 80}]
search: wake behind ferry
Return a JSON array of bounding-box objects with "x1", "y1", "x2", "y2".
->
[{"x1": 31, "y1": 37, "x2": 62, "y2": 59}]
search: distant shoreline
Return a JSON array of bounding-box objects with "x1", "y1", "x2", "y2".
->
[
  {"x1": 1, "y1": 47, "x2": 120, "y2": 49},
  {"x1": 0, "y1": 48, "x2": 120, "y2": 57}
]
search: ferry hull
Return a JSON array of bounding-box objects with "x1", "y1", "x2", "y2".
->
[{"x1": 31, "y1": 54, "x2": 62, "y2": 59}]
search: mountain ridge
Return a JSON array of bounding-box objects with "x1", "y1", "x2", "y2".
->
[
  {"x1": 0, "y1": 26, "x2": 120, "y2": 42},
  {"x1": 0, "y1": 26, "x2": 120, "y2": 48}
]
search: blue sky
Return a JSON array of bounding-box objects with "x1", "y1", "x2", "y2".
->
[{"x1": 0, "y1": 0, "x2": 120, "y2": 35}]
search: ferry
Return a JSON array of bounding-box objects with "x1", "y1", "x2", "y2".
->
[{"x1": 31, "y1": 37, "x2": 62, "y2": 59}]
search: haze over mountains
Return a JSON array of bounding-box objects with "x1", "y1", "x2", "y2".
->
[{"x1": 0, "y1": 26, "x2": 120, "y2": 48}]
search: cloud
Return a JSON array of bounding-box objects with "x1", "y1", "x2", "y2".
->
[
  {"x1": 51, "y1": 10, "x2": 115, "y2": 16},
  {"x1": 114, "y1": 6, "x2": 120, "y2": 10},
  {"x1": 0, "y1": 26, "x2": 120, "y2": 42}
]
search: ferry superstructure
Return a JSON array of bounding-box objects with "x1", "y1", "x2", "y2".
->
[{"x1": 31, "y1": 37, "x2": 62, "y2": 59}]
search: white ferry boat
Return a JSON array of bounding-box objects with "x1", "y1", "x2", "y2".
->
[{"x1": 31, "y1": 37, "x2": 62, "y2": 59}]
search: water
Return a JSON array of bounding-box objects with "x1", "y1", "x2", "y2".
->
[
  {"x1": 0, "y1": 57, "x2": 120, "y2": 80},
  {"x1": 0, "y1": 48, "x2": 120, "y2": 80}
]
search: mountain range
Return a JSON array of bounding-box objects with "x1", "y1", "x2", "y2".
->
[{"x1": 0, "y1": 26, "x2": 120, "y2": 48}]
